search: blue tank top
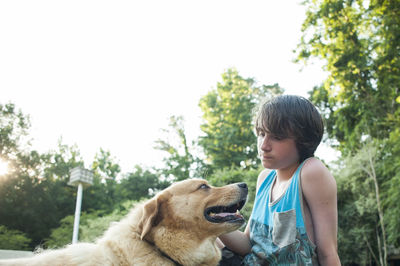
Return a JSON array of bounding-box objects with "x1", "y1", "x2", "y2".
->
[{"x1": 243, "y1": 161, "x2": 319, "y2": 265}]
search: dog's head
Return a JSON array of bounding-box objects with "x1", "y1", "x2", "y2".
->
[{"x1": 138, "y1": 178, "x2": 248, "y2": 241}]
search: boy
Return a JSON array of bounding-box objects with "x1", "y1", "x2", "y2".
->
[{"x1": 218, "y1": 95, "x2": 340, "y2": 265}]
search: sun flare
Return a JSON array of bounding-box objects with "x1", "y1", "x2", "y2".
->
[{"x1": 0, "y1": 160, "x2": 9, "y2": 176}]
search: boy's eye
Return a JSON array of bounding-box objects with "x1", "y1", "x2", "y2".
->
[
  {"x1": 258, "y1": 132, "x2": 284, "y2": 141},
  {"x1": 270, "y1": 135, "x2": 282, "y2": 141}
]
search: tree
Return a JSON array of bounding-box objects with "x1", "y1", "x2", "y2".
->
[
  {"x1": 41, "y1": 139, "x2": 83, "y2": 182},
  {"x1": 117, "y1": 166, "x2": 169, "y2": 202},
  {"x1": 92, "y1": 148, "x2": 121, "y2": 180},
  {"x1": 0, "y1": 105, "x2": 106, "y2": 249},
  {"x1": 79, "y1": 200, "x2": 136, "y2": 243},
  {"x1": 337, "y1": 141, "x2": 387, "y2": 265},
  {"x1": 0, "y1": 103, "x2": 30, "y2": 160},
  {"x1": 0, "y1": 142, "x2": 82, "y2": 249},
  {"x1": 86, "y1": 149, "x2": 122, "y2": 212},
  {"x1": 382, "y1": 123, "x2": 400, "y2": 247},
  {"x1": 296, "y1": 1, "x2": 400, "y2": 261},
  {"x1": 154, "y1": 116, "x2": 199, "y2": 181},
  {"x1": 198, "y1": 68, "x2": 283, "y2": 171},
  {"x1": 0, "y1": 225, "x2": 31, "y2": 250},
  {"x1": 296, "y1": 0, "x2": 400, "y2": 155},
  {"x1": 44, "y1": 215, "x2": 74, "y2": 249},
  {"x1": 0, "y1": 102, "x2": 164, "y2": 250}
]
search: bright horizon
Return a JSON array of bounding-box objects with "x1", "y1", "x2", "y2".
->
[{"x1": 0, "y1": 0, "x2": 337, "y2": 173}]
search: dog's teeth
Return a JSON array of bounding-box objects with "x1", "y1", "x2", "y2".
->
[
  {"x1": 210, "y1": 212, "x2": 215, "y2": 216},
  {"x1": 236, "y1": 210, "x2": 240, "y2": 215}
]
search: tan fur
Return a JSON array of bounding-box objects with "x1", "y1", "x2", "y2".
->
[{"x1": 0, "y1": 178, "x2": 247, "y2": 266}]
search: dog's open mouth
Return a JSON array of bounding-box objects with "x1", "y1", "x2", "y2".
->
[{"x1": 204, "y1": 199, "x2": 246, "y2": 223}]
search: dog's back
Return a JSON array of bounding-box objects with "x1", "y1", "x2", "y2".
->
[
  {"x1": 0, "y1": 243, "x2": 96, "y2": 266},
  {"x1": 0, "y1": 207, "x2": 174, "y2": 266}
]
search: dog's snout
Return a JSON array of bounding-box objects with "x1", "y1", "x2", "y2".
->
[{"x1": 237, "y1": 183, "x2": 247, "y2": 190}]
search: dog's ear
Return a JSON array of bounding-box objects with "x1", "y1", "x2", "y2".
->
[{"x1": 139, "y1": 193, "x2": 167, "y2": 240}]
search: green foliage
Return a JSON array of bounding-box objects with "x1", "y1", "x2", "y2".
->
[
  {"x1": 0, "y1": 225, "x2": 31, "y2": 250},
  {"x1": 117, "y1": 166, "x2": 170, "y2": 201},
  {"x1": 297, "y1": 0, "x2": 400, "y2": 155},
  {"x1": 80, "y1": 201, "x2": 138, "y2": 242},
  {"x1": 83, "y1": 149, "x2": 122, "y2": 213},
  {"x1": 334, "y1": 141, "x2": 390, "y2": 264},
  {"x1": 45, "y1": 215, "x2": 74, "y2": 249},
  {"x1": 198, "y1": 68, "x2": 283, "y2": 171},
  {"x1": 0, "y1": 103, "x2": 31, "y2": 159},
  {"x1": 92, "y1": 148, "x2": 121, "y2": 180},
  {"x1": 0, "y1": 103, "x2": 160, "y2": 249},
  {"x1": 45, "y1": 212, "x2": 117, "y2": 248},
  {"x1": 0, "y1": 169, "x2": 73, "y2": 249},
  {"x1": 46, "y1": 201, "x2": 139, "y2": 248},
  {"x1": 0, "y1": 141, "x2": 83, "y2": 248},
  {"x1": 382, "y1": 128, "x2": 400, "y2": 246},
  {"x1": 80, "y1": 212, "x2": 123, "y2": 243},
  {"x1": 297, "y1": 0, "x2": 400, "y2": 262},
  {"x1": 42, "y1": 139, "x2": 84, "y2": 182},
  {"x1": 154, "y1": 116, "x2": 198, "y2": 181}
]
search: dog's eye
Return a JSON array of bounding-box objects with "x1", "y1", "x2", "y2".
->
[{"x1": 198, "y1": 184, "x2": 210, "y2": 190}]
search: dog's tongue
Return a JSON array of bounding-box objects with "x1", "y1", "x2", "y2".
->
[
  {"x1": 214, "y1": 210, "x2": 242, "y2": 218},
  {"x1": 214, "y1": 212, "x2": 233, "y2": 217}
]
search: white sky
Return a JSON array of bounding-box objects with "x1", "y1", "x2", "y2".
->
[{"x1": 0, "y1": 0, "x2": 337, "y2": 173}]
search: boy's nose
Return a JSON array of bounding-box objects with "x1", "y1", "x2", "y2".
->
[{"x1": 260, "y1": 136, "x2": 272, "y2": 150}]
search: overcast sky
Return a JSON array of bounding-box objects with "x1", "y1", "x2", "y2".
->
[{"x1": 0, "y1": 0, "x2": 336, "y2": 173}]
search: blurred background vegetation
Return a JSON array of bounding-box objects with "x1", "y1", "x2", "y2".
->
[{"x1": 1, "y1": 1, "x2": 399, "y2": 265}]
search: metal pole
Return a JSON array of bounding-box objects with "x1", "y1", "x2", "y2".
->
[{"x1": 72, "y1": 183, "x2": 83, "y2": 244}]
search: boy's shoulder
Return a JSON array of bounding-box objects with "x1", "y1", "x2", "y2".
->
[
  {"x1": 301, "y1": 157, "x2": 336, "y2": 191},
  {"x1": 301, "y1": 157, "x2": 331, "y2": 178},
  {"x1": 256, "y1": 168, "x2": 273, "y2": 191}
]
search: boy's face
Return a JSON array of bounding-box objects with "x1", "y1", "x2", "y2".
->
[{"x1": 257, "y1": 132, "x2": 299, "y2": 170}]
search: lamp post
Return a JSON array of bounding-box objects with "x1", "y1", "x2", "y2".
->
[{"x1": 68, "y1": 166, "x2": 93, "y2": 244}]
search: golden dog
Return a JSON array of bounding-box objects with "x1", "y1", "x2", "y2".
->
[{"x1": 0, "y1": 178, "x2": 248, "y2": 266}]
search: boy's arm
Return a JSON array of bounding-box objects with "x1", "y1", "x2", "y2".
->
[
  {"x1": 218, "y1": 223, "x2": 252, "y2": 256},
  {"x1": 301, "y1": 158, "x2": 341, "y2": 266}
]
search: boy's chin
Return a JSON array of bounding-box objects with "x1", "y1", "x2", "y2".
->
[{"x1": 261, "y1": 160, "x2": 274, "y2": 169}]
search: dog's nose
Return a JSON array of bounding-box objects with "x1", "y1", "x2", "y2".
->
[{"x1": 237, "y1": 183, "x2": 247, "y2": 190}]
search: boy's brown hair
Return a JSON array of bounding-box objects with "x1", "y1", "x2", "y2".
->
[{"x1": 254, "y1": 95, "x2": 324, "y2": 162}]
